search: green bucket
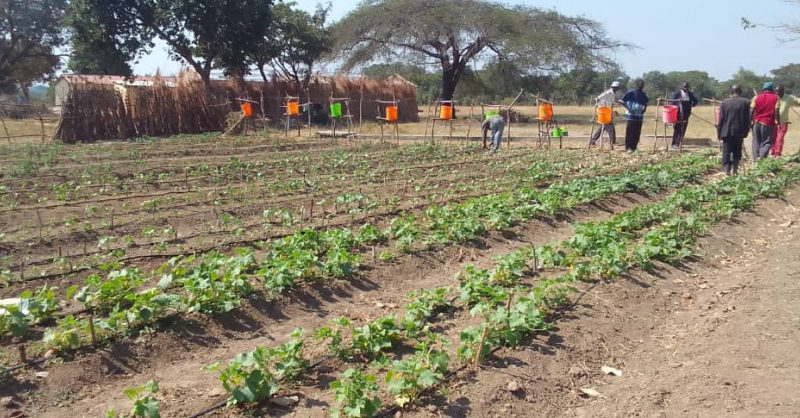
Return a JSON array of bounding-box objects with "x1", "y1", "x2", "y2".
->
[
  {"x1": 330, "y1": 102, "x2": 342, "y2": 118},
  {"x1": 486, "y1": 110, "x2": 500, "y2": 118},
  {"x1": 551, "y1": 128, "x2": 562, "y2": 138},
  {"x1": 559, "y1": 127, "x2": 569, "y2": 137}
]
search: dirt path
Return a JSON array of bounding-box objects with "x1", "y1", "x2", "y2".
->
[{"x1": 426, "y1": 185, "x2": 800, "y2": 418}]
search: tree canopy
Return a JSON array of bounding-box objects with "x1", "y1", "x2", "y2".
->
[
  {"x1": 249, "y1": 2, "x2": 333, "y2": 89},
  {"x1": 67, "y1": 0, "x2": 274, "y2": 85},
  {"x1": 332, "y1": 0, "x2": 628, "y2": 101},
  {"x1": 0, "y1": 0, "x2": 67, "y2": 94}
]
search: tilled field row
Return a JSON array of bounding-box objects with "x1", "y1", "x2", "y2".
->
[{"x1": 1, "y1": 152, "x2": 657, "y2": 290}]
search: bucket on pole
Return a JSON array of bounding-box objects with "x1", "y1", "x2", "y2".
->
[
  {"x1": 386, "y1": 106, "x2": 398, "y2": 121},
  {"x1": 597, "y1": 107, "x2": 612, "y2": 124},
  {"x1": 662, "y1": 105, "x2": 678, "y2": 124},
  {"x1": 287, "y1": 101, "x2": 299, "y2": 116},
  {"x1": 241, "y1": 103, "x2": 253, "y2": 117},
  {"x1": 440, "y1": 104, "x2": 453, "y2": 120},
  {"x1": 330, "y1": 102, "x2": 343, "y2": 118},
  {"x1": 538, "y1": 103, "x2": 553, "y2": 121}
]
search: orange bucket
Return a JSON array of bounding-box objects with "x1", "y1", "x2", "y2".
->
[
  {"x1": 386, "y1": 105, "x2": 398, "y2": 121},
  {"x1": 596, "y1": 106, "x2": 612, "y2": 124},
  {"x1": 538, "y1": 103, "x2": 553, "y2": 121},
  {"x1": 241, "y1": 103, "x2": 252, "y2": 117},
  {"x1": 287, "y1": 101, "x2": 299, "y2": 116},
  {"x1": 440, "y1": 104, "x2": 453, "y2": 120}
]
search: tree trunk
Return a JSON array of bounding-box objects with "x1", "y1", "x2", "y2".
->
[
  {"x1": 440, "y1": 69, "x2": 457, "y2": 101},
  {"x1": 258, "y1": 65, "x2": 269, "y2": 83}
]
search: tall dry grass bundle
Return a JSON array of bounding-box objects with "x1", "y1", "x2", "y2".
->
[{"x1": 54, "y1": 74, "x2": 418, "y2": 143}]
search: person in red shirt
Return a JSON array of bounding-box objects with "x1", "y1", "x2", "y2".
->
[{"x1": 750, "y1": 82, "x2": 781, "y2": 161}]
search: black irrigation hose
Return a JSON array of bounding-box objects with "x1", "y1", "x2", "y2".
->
[
  {"x1": 187, "y1": 355, "x2": 334, "y2": 418},
  {"x1": 0, "y1": 357, "x2": 49, "y2": 375}
]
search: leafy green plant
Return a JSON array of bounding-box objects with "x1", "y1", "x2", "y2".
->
[
  {"x1": 385, "y1": 338, "x2": 450, "y2": 407},
  {"x1": 330, "y1": 368, "x2": 382, "y2": 418},
  {"x1": 112, "y1": 379, "x2": 161, "y2": 418}
]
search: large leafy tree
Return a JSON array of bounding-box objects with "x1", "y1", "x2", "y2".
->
[
  {"x1": 771, "y1": 63, "x2": 800, "y2": 93},
  {"x1": 0, "y1": 0, "x2": 67, "y2": 93},
  {"x1": 67, "y1": 0, "x2": 274, "y2": 86},
  {"x1": 332, "y1": 0, "x2": 627, "y2": 102},
  {"x1": 249, "y1": 2, "x2": 332, "y2": 89},
  {"x1": 65, "y1": 0, "x2": 134, "y2": 76}
]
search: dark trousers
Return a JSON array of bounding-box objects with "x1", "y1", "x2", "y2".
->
[
  {"x1": 752, "y1": 123, "x2": 773, "y2": 161},
  {"x1": 625, "y1": 120, "x2": 643, "y2": 151},
  {"x1": 671, "y1": 116, "x2": 690, "y2": 147},
  {"x1": 590, "y1": 124, "x2": 616, "y2": 145},
  {"x1": 721, "y1": 137, "x2": 743, "y2": 167}
]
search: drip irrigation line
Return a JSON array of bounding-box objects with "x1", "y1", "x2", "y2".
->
[{"x1": 0, "y1": 357, "x2": 49, "y2": 375}]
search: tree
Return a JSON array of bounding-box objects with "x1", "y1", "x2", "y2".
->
[
  {"x1": 742, "y1": 1, "x2": 800, "y2": 43},
  {"x1": 332, "y1": 0, "x2": 627, "y2": 103},
  {"x1": 771, "y1": 63, "x2": 800, "y2": 92},
  {"x1": 67, "y1": 0, "x2": 274, "y2": 87},
  {"x1": 0, "y1": 0, "x2": 67, "y2": 93},
  {"x1": 249, "y1": 2, "x2": 332, "y2": 89},
  {"x1": 724, "y1": 68, "x2": 769, "y2": 99},
  {"x1": 65, "y1": 1, "x2": 134, "y2": 76}
]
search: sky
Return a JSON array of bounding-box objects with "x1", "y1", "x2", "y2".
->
[{"x1": 133, "y1": 0, "x2": 800, "y2": 81}]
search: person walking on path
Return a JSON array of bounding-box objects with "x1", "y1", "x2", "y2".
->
[
  {"x1": 772, "y1": 85, "x2": 800, "y2": 156},
  {"x1": 589, "y1": 81, "x2": 621, "y2": 147},
  {"x1": 717, "y1": 85, "x2": 751, "y2": 175},
  {"x1": 671, "y1": 82, "x2": 698, "y2": 149},
  {"x1": 481, "y1": 113, "x2": 506, "y2": 153},
  {"x1": 619, "y1": 79, "x2": 649, "y2": 153},
  {"x1": 750, "y1": 82, "x2": 781, "y2": 161}
]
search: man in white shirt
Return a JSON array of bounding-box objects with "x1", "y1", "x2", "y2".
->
[{"x1": 589, "y1": 80, "x2": 621, "y2": 146}]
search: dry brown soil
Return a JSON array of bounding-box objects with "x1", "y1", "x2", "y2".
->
[{"x1": 414, "y1": 186, "x2": 800, "y2": 418}]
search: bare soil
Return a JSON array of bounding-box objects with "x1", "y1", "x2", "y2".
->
[{"x1": 414, "y1": 185, "x2": 800, "y2": 418}]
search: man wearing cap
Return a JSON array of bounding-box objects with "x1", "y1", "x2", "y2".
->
[
  {"x1": 670, "y1": 82, "x2": 699, "y2": 149},
  {"x1": 750, "y1": 82, "x2": 781, "y2": 161},
  {"x1": 772, "y1": 85, "x2": 800, "y2": 156},
  {"x1": 589, "y1": 81, "x2": 621, "y2": 147}
]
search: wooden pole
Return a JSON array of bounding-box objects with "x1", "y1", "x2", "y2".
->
[
  {"x1": 505, "y1": 89, "x2": 524, "y2": 148},
  {"x1": 465, "y1": 100, "x2": 475, "y2": 142},
  {"x1": 0, "y1": 114, "x2": 11, "y2": 144},
  {"x1": 423, "y1": 99, "x2": 433, "y2": 141},
  {"x1": 39, "y1": 114, "x2": 46, "y2": 144}
]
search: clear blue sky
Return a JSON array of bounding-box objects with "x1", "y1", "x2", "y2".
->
[{"x1": 133, "y1": 0, "x2": 800, "y2": 81}]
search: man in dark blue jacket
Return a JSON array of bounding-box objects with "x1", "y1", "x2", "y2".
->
[
  {"x1": 671, "y1": 82, "x2": 699, "y2": 149},
  {"x1": 717, "y1": 85, "x2": 751, "y2": 175}
]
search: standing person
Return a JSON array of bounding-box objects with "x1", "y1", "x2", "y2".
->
[
  {"x1": 589, "y1": 81, "x2": 621, "y2": 147},
  {"x1": 750, "y1": 82, "x2": 781, "y2": 161},
  {"x1": 481, "y1": 113, "x2": 505, "y2": 153},
  {"x1": 619, "y1": 79, "x2": 649, "y2": 153},
  {"x1": 671, "y1": 82, "x2": 699, "y2": 149},
  {"x1": 717, "y1": 85, "x2": 751, "y2": 175},
  {"x1": 772, "y1": 85, "x2": 800, "y2": 156}
]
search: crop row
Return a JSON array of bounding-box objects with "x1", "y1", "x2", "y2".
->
[
  {"x1": 1, "y1": 150, "x2": 631, "y2": 284},
  {"x1": 0, "y1": 142, "x2": 491, "y2": 203},
  {"x1": 196, "y1": 156, "x2": 800, "y2": 418},
  {"x1": 0, "y1": 153, "x2": 715, "y2": 361}
]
